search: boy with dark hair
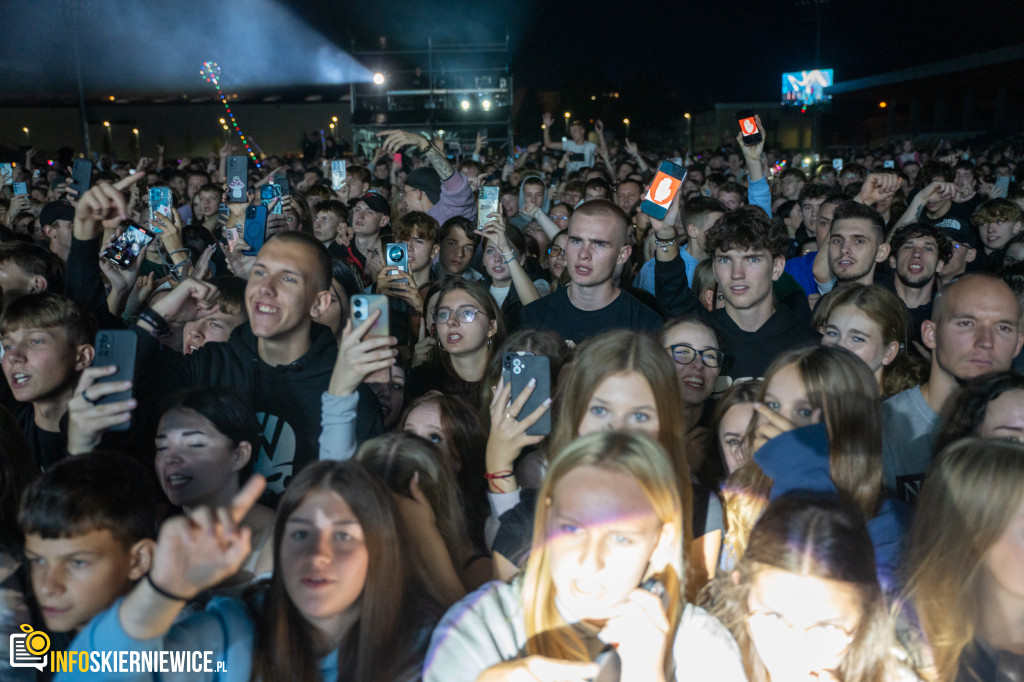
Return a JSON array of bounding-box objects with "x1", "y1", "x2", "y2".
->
[
  {"x1": 826, "y1": 201, "x2": 891, "y2": 286},
  {"x1": 716, "y1": 180, "x2": 747, "y2": 211},
  {"x1": 888, "y1": 222, "x2": 953, "y2": 348},
  {"x1": 0, "y1": 242, "x2": 63, "y2": 303},
  {"x1": 433, "y1": 216, "x2": 483, "y2": 281},
  {"x1": 377, "y1": 211, "x2": 441, "y2": 347},
  {"x1": 634, "y1": 197, "x2": 727, "y2": 294},
  {"x1": 19, "y1": 452, "x2": 156, "y2": 635},
  {"x1": 0, "y1": 292, "x2": 96, "y2": 469},
  {"x1": 311, "y1": 199, "x2": 350, "y2": 252},
  {"x1": 795, "y1": 182, "x2": 838, "y2": 247},
  {"x1": 182, "y1": 275, "x2": 249, "y2": 355},
  {"x1": 655, "y1": 205, "x2": 819, "y2": 384}
]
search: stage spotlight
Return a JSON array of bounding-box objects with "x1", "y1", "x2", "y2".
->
[
  {"x1": 460, "y1": 100, "x2": 471, "y2": 111},
  {"x1": 373, "y1": 72, "x2": 385, "y2": 85},
  {"x1": 481, "y1": 99, "x2": 492, "y2": 111}
]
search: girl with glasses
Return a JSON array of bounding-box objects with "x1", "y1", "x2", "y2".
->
[
  {"x1": 406, "y1": 277, "x2": 506, "y2": 408},
  {"x1": 704, "y1": 494, "x2": 921, "y2": 682}
]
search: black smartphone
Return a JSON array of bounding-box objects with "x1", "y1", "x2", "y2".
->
[
  {"x1": 103, "y1": 222, "x2": 155, "y2": 268},
  {"x1": 273, "y1": 173, "x2": 290, "y2": 196},
  {"x1": 505, "y1": 353, "x2": 551, "y2": 436},
  {"x1": 351, "y1": 295, "x2": 390, "y2": 383},
  {"x1": 92, "y1": 330, "x2": 137, "y2": 431},
  {"x1": 226, "y1": 155, "x2": 248, "y2": 203},
  {"x1": 735, "y1": 109, "x2": 762, "y2": 146},
  {"x1": 385, "y1": 242, "x2": 408, "y2": 285},
  {"x1": 242, "y1": 204, "x2": 268, "y2": 256},
  {"x1": 593, "y1": 577, "x2": 668, "y2": 681},
  {"x1": 569, "y1": 152, "x2": 585, "y2": 162},
  {"x1": 12, "y1": 182, "x2": 27, "y2": 197},
  {"x1": 640, "y1": 160, "x2": 687, "y2": 221},
  {"x1": 70, "y1": 159, "x2": 93, "y2": 194}
]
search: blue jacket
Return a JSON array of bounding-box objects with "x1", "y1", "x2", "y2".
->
[{"x1": 754, "y1": 423, "x2": 911, "y2": 594}]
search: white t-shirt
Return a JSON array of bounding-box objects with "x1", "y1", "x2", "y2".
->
[
  {"x1": 562, "y1": 139, "x2": 597, "y2": 173},
  {"x1": 424, "y1": 579, "x2": 747, "y2": 682}
]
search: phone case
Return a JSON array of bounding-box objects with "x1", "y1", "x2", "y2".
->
[
  {"x1": 149, "y1": 187, "x2": 172, "y2": 223},
  {"x1": 12, "y1": 182, "x2": 27, "y2": 196},
  {"x1": 226, "y1": 156, "x2": 248, "y2": 203},
  {"x1": 331, "y1": 160, "x2": 347, "y2": 190},
  {"x1": 478, "y1": 186, "x2": 499, "y2": 227},
  {"x1": 274, "y1": 174, "x2": 290, "y2": 196},
  {"x1": 92, "y1": 330, "x2": 137, "y2": 431},
  {"x1": 70, "y1": 159, "x2": 93, "y2": 194},
  {"x1": 243, "y1": 204, "x2": 268, "y2": 256},
  {"x1": 260, "y1": 184, "x2": 283, "y2": 214},
  {"x1": 352, "y1": 295, "x2": 390, "y2": 383},
  {"x1": 507, "y1": 354, "x2": 551, "y2": 436},
  {"x1": 0, "y1": 163, "x2": 12, "y2": 186},
  {"x1": 640, "y1": 161, "x2": 687, "y2": 220}
]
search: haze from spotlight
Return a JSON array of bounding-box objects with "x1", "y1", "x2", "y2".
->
[{"x1": 0, "y1": 0, "x2": 373, "y2": 98}]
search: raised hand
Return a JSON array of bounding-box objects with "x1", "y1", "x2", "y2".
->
[
  {"x1": 857, "y1": 173, "x2": 901, "y2": 205},
  {"x1": 148, "y1": 475, "x2": 266, "y2": 599},
  {"x1": 376, "y1": 129, "x2": 430, "y2": 154},
  {"x1": 327, "y1": 311, "x2": 398, "y2": 397},
  {"x1": 485, "y1": 378, "x2": 550, "y2": 492},
  {"x1": 542, "y1": 112, "x2": 554, "y2": 129}
]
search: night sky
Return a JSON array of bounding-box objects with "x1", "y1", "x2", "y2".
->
[
  {"x1": 305, "y1": 0, "x2": 1024, "y2": 103},
  {"x1": 4, "y1": 0, "x2": 1023, "y2": 125}
]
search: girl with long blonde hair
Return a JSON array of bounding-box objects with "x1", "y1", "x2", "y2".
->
[{"x1": 424, "y1": 431, "x2": 746, "y2": 682}]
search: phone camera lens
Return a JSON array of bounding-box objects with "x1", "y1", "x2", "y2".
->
[
  {"x1": 388, "y1": 247, "x2": 403, "y2": 262},
  {"x1": 354, "y1": 310, "x2": 363, "y2": 319}
]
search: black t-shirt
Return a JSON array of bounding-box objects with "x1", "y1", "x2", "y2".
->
[
  {"x1": 14, "y1": 403, "x2": 67, "y2": 470},
  {"x1": 520, "y1": 286, "x2": 663, "y2": 344}
]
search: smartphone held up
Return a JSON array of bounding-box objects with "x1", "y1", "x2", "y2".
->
[
  {"x1": 735, "y1": 109, "x2": 762, "y2": 146},
  {"x1": 640, "y1": 161, "x2": 686, "y2": 221}
]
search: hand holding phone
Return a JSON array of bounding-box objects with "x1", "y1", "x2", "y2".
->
[
  {"x1": 89, "y1": 331, "x2": 138, "y2": 432},
  {"x1": 735, "y1": 109, "x2": 763, "y2": 146},
  {"x1": 640, "y1": 161, "x2": 687, "y2": 221},
  {"x1": 103, "y1": 222, "x2": 156, "y2": 268}
]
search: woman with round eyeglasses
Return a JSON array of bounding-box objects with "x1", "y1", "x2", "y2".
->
[
  {"x1": 704, "y1": 493, "x2": 922, "y2": 682},
  {"x1": 546, "y1": 230, "x2": 569, "y2": 291},
  {"x1": 406, "y1": 277, "x2": 507, "y2": 407},
  {"x1": 659, "y1": 317, "x2": 726, "y2": 587}
]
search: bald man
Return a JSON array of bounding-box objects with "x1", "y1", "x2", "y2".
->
[{"x1": 881, "y1": 273, "x2": 1024, "y2": 501}]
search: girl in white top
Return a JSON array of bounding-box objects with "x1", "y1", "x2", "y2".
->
[{"x1": 424, "y1": 431, "x2": 746, "y2": 682}]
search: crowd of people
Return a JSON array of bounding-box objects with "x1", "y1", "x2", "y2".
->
[{"x1": 0, "y1": 112, "x2": 1022, "y2": 681}]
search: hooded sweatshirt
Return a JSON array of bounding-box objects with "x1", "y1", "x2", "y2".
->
[
  {"x1": 135, "y1": 322, "x2": 382, "y2": 506},
  {"x1": 754, "y1": 423, "x2": 912, "y2": 595},
  {"x1": 509, "y1": 174, "x2": 550, "y2": 230}
]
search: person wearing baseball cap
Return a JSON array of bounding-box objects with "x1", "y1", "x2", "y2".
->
[
  {"x1": 350, "y1": 192, "x2": 392, "y2": 277},
  {"x1": 376, "y1": 130, "x2": 476, "y2": 227},
  {"x1": 39, "y1": 199, "x2": 76, "y2": 264}
]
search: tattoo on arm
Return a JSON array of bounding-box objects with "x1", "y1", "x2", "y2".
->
[{"x1": 423, "y1": 145, "x2": 455, "y2": 182}]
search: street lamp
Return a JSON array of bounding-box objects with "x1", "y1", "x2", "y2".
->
[
  {"x1": 684, "y1": 112, "x2": 692, "y2": 149},
  {"x1": 623, "y1": 118, "x2": 630, "y2": 137},
  {"x1": 23, "y1": 127, "x2": 29, "y2": 145},
  {"x1": 564, "y1": 111, "x2": 571, "y2": 137}
]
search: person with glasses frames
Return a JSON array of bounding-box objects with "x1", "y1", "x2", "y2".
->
[
  {"x1": 704, "y1": 494, "x2": 919, "y2": 682},
  {"x1": 406, "y1": 277, "x2": 506, "y2": 406},
  {"x1": 546, "y1": 231, "x2": 569, "y2": 291}
]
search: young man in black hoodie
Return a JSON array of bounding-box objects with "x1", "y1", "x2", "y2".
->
[
  {"x1": 654, "y1": 204, "x2": 819, "y2": 386},
  {"x1": 134, "y1": 233, "x2": 382, "y2": 504},
  {"x1": 72, "y1": 175, "x2": 381, "y2": 505}
]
